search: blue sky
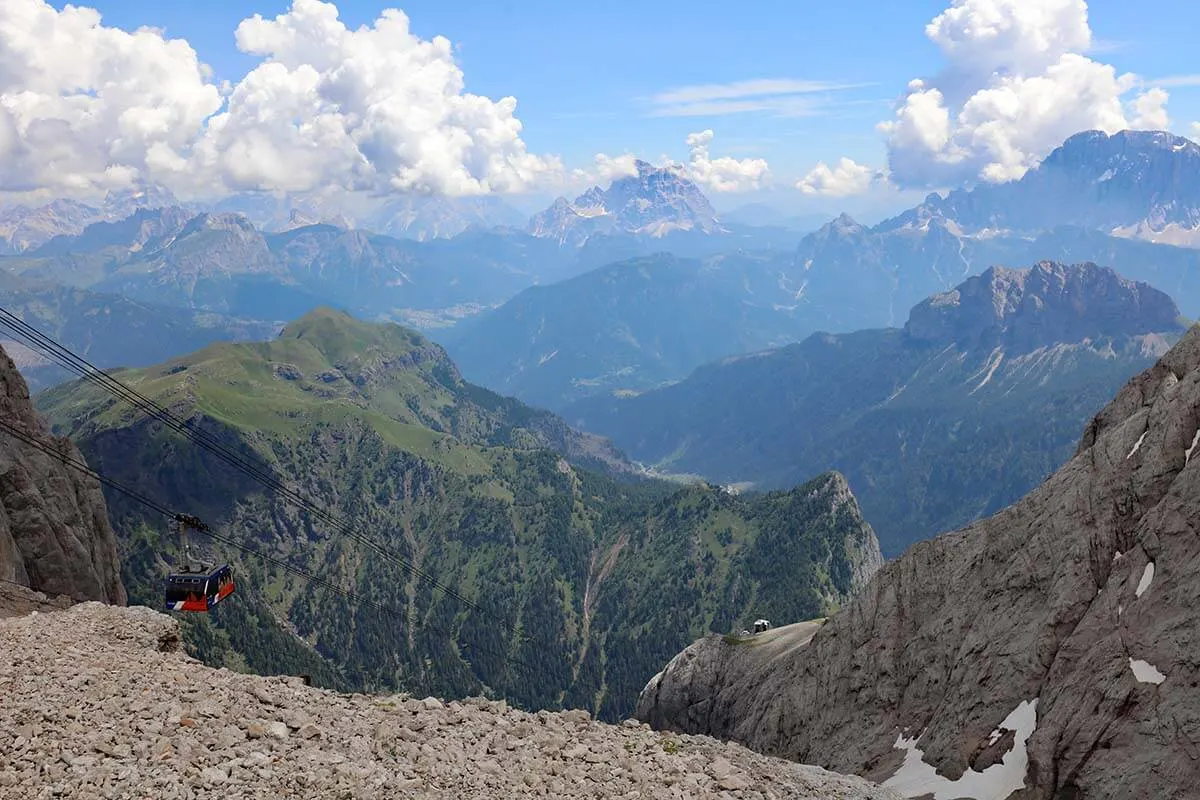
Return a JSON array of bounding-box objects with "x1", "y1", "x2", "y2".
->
[{"x1": 25, "y1": 0, "x2": 1200, "y2": 218}]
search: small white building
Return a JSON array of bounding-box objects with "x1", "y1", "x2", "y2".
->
[{"x1": 753, "y1": 618, "x2": 771, "y2": 634}]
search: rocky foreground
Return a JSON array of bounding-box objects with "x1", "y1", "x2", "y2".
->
[{"x1": 0, "y1": 601, "x2": 900, "y2": 800}]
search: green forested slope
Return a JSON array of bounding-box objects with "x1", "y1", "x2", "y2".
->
[{"x1": 38, "y1": 308, "x2": 880, "y2": 720}]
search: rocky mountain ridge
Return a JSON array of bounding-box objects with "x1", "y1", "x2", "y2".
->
[
  {"x1": 636, "y1": 323, "x2": 1200, "y2": 799},
  {"x1": 0, "y1": 344, "x2": 125, "y2": 604},
  {"x1": 906, "y1": 260, "x2": 1183, "y2": 352}
]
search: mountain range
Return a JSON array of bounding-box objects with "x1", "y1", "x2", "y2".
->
[
  {"x1": 565, "y1": 262, "x2": 1186, "y2": 555},
  {"x1": 791, "y1": 131, "x2": 1200, "y2": 335},
  {"x1": 35, "y1": 308, "x2": 882, "y2": 721},
  {"x1": 885, "y1": 129, "x2": 1200, "y2": 244},
  {"x1": 0, "y1": 186, "x2": 183, "y2": 254}
]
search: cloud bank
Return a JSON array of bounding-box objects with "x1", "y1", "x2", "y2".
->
[{"x1": 0, "y1": 0, "x2": 560, "y2": 199}]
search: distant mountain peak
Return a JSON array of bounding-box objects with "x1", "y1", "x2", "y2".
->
[
  {"x1": 905, "y1": 260, "x2": 1182, "y2": 352},
  {"x1": 529, "y1": 161, "x2": 721, "y2": 245},
  {"x1": 813, "y1": 213, "x2": 865, "y2": 240}
]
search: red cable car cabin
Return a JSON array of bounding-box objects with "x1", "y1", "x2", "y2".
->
[{"x1": 164, "y1": 565, "x2": 235, "y2": 612}]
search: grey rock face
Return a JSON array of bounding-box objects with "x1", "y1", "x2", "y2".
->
[
  {"x1": 0, "y1": 602, "x2": 901, "y2": 799},
  {"x1": 0, "y1": 344, "x2": 125, "y2": 604},
  {"x1": 638, "y1": 325, "x2": 1200, "y2": 799},
  {"x1": 906, "y1": 260, "x2": 1182, "y2": 353}
]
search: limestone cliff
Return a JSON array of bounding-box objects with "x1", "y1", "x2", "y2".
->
[
  {"x1": 0, "y1": 344, "x2": 125, "y2": 604},
  {"x1": 638, "y1": 325, "x2": 1200, "y2": 799}
]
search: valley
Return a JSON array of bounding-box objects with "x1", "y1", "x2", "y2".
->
[{"x1": 3, "y1": 11, "x2": 1200, "y2": 791}]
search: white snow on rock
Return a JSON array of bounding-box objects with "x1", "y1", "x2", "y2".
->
[
  {"x1": 883, "y1": 699, "x2": 1038, "y2": 800},
  {"x1": 1126, "y1": 431, "x2": 1148, "y2": 459},
  {"x1": 1187, "y1": 429, "x2": 1200, "y2": 464},
  {"x1": 1129, "y1": 658, "x2": 1166, "y2": 685},
  {"x1": 1136, "y1": 562, "x2": 1155, "y2": 598}
]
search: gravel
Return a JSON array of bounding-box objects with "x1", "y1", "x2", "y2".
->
[{"x1": 0, "y1": 601, "x2": 900, "y2": 799}]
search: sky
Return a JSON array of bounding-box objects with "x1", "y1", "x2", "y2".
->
[{"x1": 5, "y1": 0, "x2": 1200, "y2": 219}]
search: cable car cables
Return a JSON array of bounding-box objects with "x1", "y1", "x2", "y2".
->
[
  {"x1": 0, "y1": 307, "x2": 525, "y2": 642},
  {"x1": 0, "y1": 413, "x2": 550, "y2": 681},
  {"x1": 0, "y1": 415, "x2": 395, "y2": 618}
]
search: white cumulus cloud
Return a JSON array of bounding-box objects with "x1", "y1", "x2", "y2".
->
[
  {"x1": 0, "y1": 0, "x2": 222, "y2": 195},
  {"x1": 880, "y1": 0, "x2": 1173, "y2": 188},
  {"x1": 0, "y1": 0, "x2": 561, "y2": 199},
  {"x1": 796, "y1": 158, "x2": 881, "y2": 197},
  {"x1": 684, "y1": 130, "x2": 770, "y2": 192},
  {"x1": 571, "y1": 153, "x2": 640, "y2": 185}
]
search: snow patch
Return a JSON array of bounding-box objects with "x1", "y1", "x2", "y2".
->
[
  {"x1": 537, "y1": 350, "x2": 559, "y2": 366},
  {"x1": 883, "y1": 700, "x2": 1037, "y2": 800},
  {"x1": 1129, "y1": 658, "x2": 1166, "y2": 685},
  {"x1": 1126, "y1": 431, "x2": 1147, "y2": 459},
  {"x1": 1186, "y1": 429, "x2": 1200, "y2": 464},
  {"x1": 1136, "y1": 563, "x2": 1155, "y2": 598},
  {"x1": 1097, "y1": 168, "x2": 1116, "y2": 182},
  {"x1": 1113, "y1": 551, "x2": 1123, "y2": 563}
]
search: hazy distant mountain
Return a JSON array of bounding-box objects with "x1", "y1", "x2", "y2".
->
[
  {"x1": 884, "y1": 129, "x2": 1200, "y2": 244},
  {"x1": 0, "y1": 272, "x2": 279, "y2": 393},
  {"x1": 0, "y1": 187, "x2": 185, "y2": 253},
  {"x1": 439, "y1": 252, "x2": 813, "y2": 411},
  {"x1": 566, "y1": 261, "x2": 1186, "y2": 555},
  {"x1": 784, "y1": 130, "x2": 1200, "y2": 329},
  {"x1": 793, "y1": 214, "x2": 1200, "y2": 331},
  {"x1": 530, "y1": 161, "x2": 722, "y2": 246},
  {"x1": 720, "y1": 203, "x2": 830, "y2": 231},
  {"x1": 1, "y1": 208, "x2": 583, "y2": 323},
  {"x1": 367, "y1": 195, "x2": 527, "y2": 240}
]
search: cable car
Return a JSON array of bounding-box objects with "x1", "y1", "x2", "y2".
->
[
  {"x1": 164, "y1": 566, "x2": 235, "y2": 612},
  {"x1": 163, "y1": 514, "x2": 235, "y2": 612}
]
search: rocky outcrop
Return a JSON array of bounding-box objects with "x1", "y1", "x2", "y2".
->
[
  {"x1": 0, "y1": 602, "x2": 900, "y2": 799},
  {"x1": 0, "y1": 344, "x2": 125, "y2": 604},
  {"x1": 905, "y1": 261, "x2": 1181, "y2": 353},
  {"x1": 637, "y1": 325, "x2": 1200, "y2": 799}
]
